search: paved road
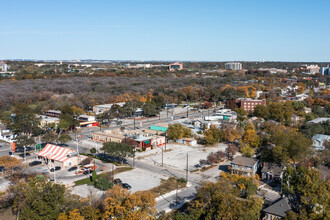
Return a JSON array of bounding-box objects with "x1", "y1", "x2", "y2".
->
[{"x1": 0, "y1": 142, "x2": 11, "y2": 156}]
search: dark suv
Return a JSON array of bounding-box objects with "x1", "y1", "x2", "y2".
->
[
  {"x1": 121, "y1": 183, "x2": 131, "y2": 190},
  {"x1": 68, "y1": 167, "x2": 77, "y2": 172},
  {"x1": 29, "y1": 161, "x2": 42, "y2": 166},
  {"x1": 50, "y1": 166, "x2": 61, "y2": 172},
  {"x1": 113, "y1": 178, "x2": 122, "y2": 184}
]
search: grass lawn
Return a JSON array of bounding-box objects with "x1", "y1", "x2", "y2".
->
[
  {"x1": 74, "y1": 166, "x2": 133, "y2": 186},
  {"x1": 144, "y1": 177, "x2": 187, "y2": 197}
]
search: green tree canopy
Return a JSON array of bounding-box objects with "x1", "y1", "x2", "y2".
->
[
  {"x1": 101, "y1": 142, "x2": 134, "y2": 163},
  {"x1": 167, "y1": 123, "x2": 192, "y2": 140}
]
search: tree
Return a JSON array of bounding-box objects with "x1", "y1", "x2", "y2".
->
[
  {"x1": 283, "y1": 166, "x2": 330, "y2": 219},
  {"x1": 167, "y1": 123, "x2": 192, "y2": 140},
  {"x1": 220, "y1": 123, "x2": 242, "y2": 143},
  {"x1": 203, "y1": 102, "x2": 213, "y2": 109},
  {"x1": 7, "y1": 104, "x2": 40, "y2": 136},
  {"x1": 261, "y1": 125, "x2": 312, "y2": 165},
  {"x1": 225, "y1": 143, "x2": 239, "y2": 160},
  {"x1": 57, "y1": 134, "x2": 72, "y2": 145},
  {"x1": 101, "y1": 142, "x2": 133, "y2": 163},
  {"x1": 235, "y1": 108, "x2": 248, "y2": 124},
  {"x1": 12, "y1": 177, "x2": 66, "y2": 220},
  {"x1": 242, "y1": 123, "x2": 260, "y2": 148},
  {"x1": 184, "y1": 178, "x2": 262, "y2": 219},
  {"x1": 90, "y1": 147, "x2": 97, "y2": 154},
  {"x1": 254, "y1": 104, "x2": 269, "y2": 119},
  {"x1": 14, "y1": 135, "x2": 36, "y2": 147},
  {"x1": 143, "y1": 102, "x2": 158, "y2": 117},
  {"x1": 59, "y1": 105, "x2": 79, "y2": 131},
  {"x1": 41, "y1": 132, "x2": 58, "y2": 143},
  {"x1": 103, "y1": 185, "x2": 156, "y2": 219},
  {"x1": 204, "y1": 125, "x2": 221, "y2": 145}
]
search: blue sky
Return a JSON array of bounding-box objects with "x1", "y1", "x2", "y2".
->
[{"x1": 1, "y1": 0, "x2": 329, "y2": 61}]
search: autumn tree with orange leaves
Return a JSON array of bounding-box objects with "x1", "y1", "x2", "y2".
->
[{"x1": 103, "y1": 185, "x2": 156, "y2": 220}]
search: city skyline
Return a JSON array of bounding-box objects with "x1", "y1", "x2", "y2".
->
[{"x1": 1, "y1": 0, "x2": 330, "y2": 62}]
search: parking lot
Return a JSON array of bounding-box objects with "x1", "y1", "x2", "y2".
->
[
  {"x1": 114, "y1": 168, "x2": 169, "y2": 193},
  {"x1": 143, "y1": 143, "x2": 228, "y2": 171}
]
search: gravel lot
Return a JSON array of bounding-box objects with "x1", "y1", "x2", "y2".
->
[
  {"x1": 115, "y1": 168, "x2": 169, "y2": 193},
  {"x1": 144, "y1": 143, "x2": 228, "y2": 171}
]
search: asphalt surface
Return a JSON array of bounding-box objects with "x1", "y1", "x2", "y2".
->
[{"x1": 0, "y1": 142, "x2": 11, "y2": 157}]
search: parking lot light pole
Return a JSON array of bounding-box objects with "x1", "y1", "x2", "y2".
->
[
  {"x1": 132, "y1": 146, "x2": 136, "y2": 167},
  {"x1": 24, "y1": 146, "x2": 26, "y2": 162},
  {"x1": 161, "y1": 146, "x2": 164, "y2": 167}
]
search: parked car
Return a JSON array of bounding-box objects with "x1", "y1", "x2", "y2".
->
[
  {"x1": 15, "y1": 147, "x2": 24, "y2": 153},
  {"x1": 121, "y1": 183, "x2": 131, "y2": 190},
  {"x1": 50, "y1": 166, "x2": 61, "y2": 172},
  {"x1": 113, "y1": 178, "x2": 122, "y2": 185},
  {"x1": 29, "y1": 161, "x2": 42, "y2": 166},
  {"x1": 19, "y1": 153, "x2": 31, "y2": 157},
  {"x1": 83, "y1": 169, "x2": 91, "y2": 175},
  {"x1": 25, "y1": 147, "x2": 34, "y2": 151},
  {"x1": 0, "y1": 166, "x2": 5, "y2": 172},
  {"x1": 68, "y1": 167, "x2": 78, "y2": 172}
]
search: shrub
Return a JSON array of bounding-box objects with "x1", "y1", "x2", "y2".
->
[
  {"x1": 94, "y1": 176, "x2": 113, "y2": 191},
  {"x1": 207, "y1": 152, "x2": 218, "y2": 164}
]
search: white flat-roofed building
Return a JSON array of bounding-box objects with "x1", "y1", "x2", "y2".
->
[{"x1": 225, "y1": 62, "x2": 242, "y2": 71}]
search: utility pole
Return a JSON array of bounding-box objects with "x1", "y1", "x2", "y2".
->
[
  {"x1": 186, "y1": 105, "x2": 189, "y2": 118},
  {"x1": 186, "y1": 153, "x2": 188, "y2": 182},
  {"x1": 133, "y1": 146, "x2": 136, "y2": 167},
  {"x1": 161, "y1": 146, "x2": 164, "y2": 167},
  {"x1": 76, "y1": 139, "x2": 79, "y2": 156},
  {"x1": 164, "y1": 132, "x2": 167, "y2": 151},
  {"x1": 133, "y1": 116, "x2": 136, "y2": 130}
]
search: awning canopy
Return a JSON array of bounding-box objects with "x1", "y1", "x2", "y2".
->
[{"x1": 37, "y1": 144, "x2": 74, "y2": 163}]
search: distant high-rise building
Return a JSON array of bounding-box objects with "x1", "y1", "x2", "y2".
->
[
  {"x1": 225, "y1": 62, "x2": 242, "y2": 71},
  {"x1": 320, "y1": 65, "x2": 330, "y2": 76},
  {"x1": 0, "y1": 61, "x2": 8, "y2": 72}
]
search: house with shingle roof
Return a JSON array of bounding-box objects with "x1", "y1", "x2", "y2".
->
[
  {"x1": 230, "y1": 156, "x2": 259, "y2": 177},
  {"x1": 263, "y1": 197, "x2": 292, "y2": 219}
]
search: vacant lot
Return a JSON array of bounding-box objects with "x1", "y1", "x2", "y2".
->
[
  {"x1": 115, "y1": 168, "x2": 169, "y2": 193},
  {"x1": 144, "y1": 143, "x2": 228, "y2": 171}
]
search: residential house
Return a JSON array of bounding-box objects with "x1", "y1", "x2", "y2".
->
[
  {"x1": 263, "y1": 197, "x2": 292, "y2": 220},
  {"x1": 261, "y1": 163, "x2": 285, "y2": 183},
  {"x1": 312, "y1": 134, "x2": 330, "y2": 151},
  {"x1": 307, "y1": 117, "x2": 330, "y2": 124},
  {"x1": 230, "y1": 156, "x2": 259, "y2": 177}
]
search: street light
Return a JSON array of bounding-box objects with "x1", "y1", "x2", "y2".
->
[{"x1": 132, "y1": 146, "x2": 136, "y2": 167}]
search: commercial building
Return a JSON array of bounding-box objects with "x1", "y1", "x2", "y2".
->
[
  {"x1": 45, "y1": 110, "x2": 61, "y2": 118},
  {"x1": 93, "y1": 103, "x2": 125, "y2": 115},
  {"x1": 92, "y1": 129, "x2": 125, "y2": 143},
  {"x1": 306, "y1": 65, "x2": 320, "y2": 74},
  {"x1": 37, "y1": 144, "x2": 86, "y2": 168},
  {"x1": 169, "y1": 62, "x2": 183, "y2": 71},
  {"x1": 0, "y1": 61, "x2": 8, "y2": 72},
  {"x1": 235, "y1": 98, "x2": 266, "y2": 112},
  {"x1": 37, "y1": 115, "x2": 60, "y2": 127},
  {"x1": 320, "y1": 65, "x2": 330, "y2": 75},
  {"x1": 225, "y1": 62, "x2": 242, "y2": 71}
]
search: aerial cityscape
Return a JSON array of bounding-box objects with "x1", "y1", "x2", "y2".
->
[{"x1": 0, "y1": 1, "x2": 329, "y2": 220}]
